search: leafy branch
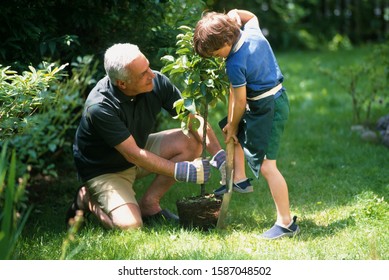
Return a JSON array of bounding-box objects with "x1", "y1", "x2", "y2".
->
[{"x1": 161, "y1": 25, "x2": 229, "y2": 195}]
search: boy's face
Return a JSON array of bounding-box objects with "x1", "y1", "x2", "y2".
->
[{"x1": 211, "y1": 43, "x2": 232, "y2": 58}]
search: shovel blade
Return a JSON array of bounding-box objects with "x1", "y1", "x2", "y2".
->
[
  {"x1": 216, "y1": 170, "x2": 233, "y2": 229},
  {"x1": 216, "y1": 141, "x2": 235, "y2": 229}
]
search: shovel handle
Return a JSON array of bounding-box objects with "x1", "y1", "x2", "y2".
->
[{"x1": 225, "y1": 140, "x2": 235, "y2": 188}]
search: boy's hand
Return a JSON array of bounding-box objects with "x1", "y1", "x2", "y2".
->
[
  {"x1": 227, "y1": 9, "x2": 242, "y2": 27},
  {"x1": 222, "y1": 123, "x2": 239, "y2": 144}
]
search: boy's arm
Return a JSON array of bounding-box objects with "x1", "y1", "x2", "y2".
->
[
  {"x1": 227, "y1": 9, "x2": 255, "y2": 27},
  {"x1": 224, "y1": 85, "x2": 246, "y2": 144}
]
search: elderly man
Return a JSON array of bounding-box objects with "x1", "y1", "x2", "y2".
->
[{"x1": 66, "y1": 43, "x2": 226, "y2": 229}]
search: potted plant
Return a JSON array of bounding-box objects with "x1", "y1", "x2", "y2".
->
[{"x1": 161, "y1": 26, "x2": 229, "y2": 230}]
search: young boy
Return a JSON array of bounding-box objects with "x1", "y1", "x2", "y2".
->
[{"x1": 194, "y1": 9, "x2": 299, "y2": 239}]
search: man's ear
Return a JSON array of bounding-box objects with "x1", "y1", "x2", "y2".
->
[{"x1": 116, "y1": 80, "x2": 126, "y2": 90}]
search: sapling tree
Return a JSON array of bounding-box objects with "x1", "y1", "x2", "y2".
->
[{"x1": 161, "y1": 26, "x2": 229, "y2": 196}]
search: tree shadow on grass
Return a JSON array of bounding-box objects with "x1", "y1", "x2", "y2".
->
[
  {"x1": 24, "y1": 168, "x2": 82, "y2": 235},
  {"x1": 296, "y1": 217, "x2": 356, "y2": 239},
  {"x1": 209, "y1": 214, "x2": 357, "y2": 241}
]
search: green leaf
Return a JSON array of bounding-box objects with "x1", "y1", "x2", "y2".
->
[
  {"x1": 181, "y1": 120, "x2": 189, "y2": 135},
  {"x1": 178, "y1": 25, "x2": 193, "y2": 32},
  {"x1": 190, "y1": 117, "x2": 200, "y2": 131},
  {"x1": 48, "y1": 143, "x2": 57, "y2": 152},
  {"x1": 184, "y1": 98, "x2": 196, "y2": 114},
  {"x1": 200, "y1": 83, "x2": 207, "y2": 97},
  {"x1": 160, "y1": 63, "x2": 174, "y2": 74},
  {"x1": 173, "y1": 99, "x2": 184, "y2": 114},
  {"x1": 170, "y1": 67, "x2": 186, "y2": 75},
  {"x1": 161, "y1": 55, "x2": 175, "y2": 63},
  {"x1": 205, "y1": 79, "x2": 215, "y2": 88}
]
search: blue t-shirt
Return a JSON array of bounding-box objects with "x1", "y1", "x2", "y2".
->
[
  {"x1": 226, "y1": 16, "x2": 283, "y2": 98},
  {"x1": 73, "y1": 71, "x2": 181, "y2": 182}
]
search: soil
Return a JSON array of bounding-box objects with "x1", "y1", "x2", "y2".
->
[{"x1": 176, "y1": 193, "x2": 222, "y2": 230}]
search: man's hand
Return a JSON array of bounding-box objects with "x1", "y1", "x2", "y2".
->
[
  {"x1": 210, "y1": 149, "x2": 226, "y2": 185},
  {"x1": 174, "y1": 158, "x2": 210, "y2": 184}
]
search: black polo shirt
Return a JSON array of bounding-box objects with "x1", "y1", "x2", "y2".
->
[{"x1": 73, "y1": 71, "x2": 181, "y2": 182}]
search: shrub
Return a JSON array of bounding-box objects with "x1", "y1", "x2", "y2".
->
[
  {"x1": 0, "y1": 62, "x2": 68, "y2": 139},
  {"x1": 318, "y1": 43, "x2": 389, "y2": 125},
  {"x1": 0, "y1": 56, "x2": 98, "y2": 177}
]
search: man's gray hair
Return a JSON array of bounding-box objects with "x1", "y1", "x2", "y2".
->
[{"x1": 104, "y1": 43, "x2": 141, "y2": 86}]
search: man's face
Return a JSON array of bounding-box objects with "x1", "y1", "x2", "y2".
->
[{"x1": 121, "y1": 53, "x2": 156, "y2": 96}]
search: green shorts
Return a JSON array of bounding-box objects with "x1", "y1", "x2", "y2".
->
[
  {"x1": 220, "y1": 91, "x2": 289, "y2": 177},
  {"x1": 86, "y1": 132, "x2": 163, "y2": 214},
  {"x1": 265, "y1": 91, "x2": 289, "y2": 159}
]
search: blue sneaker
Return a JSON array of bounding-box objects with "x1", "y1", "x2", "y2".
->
[
  {"x1": 261, "y1": 216, "x2": 300, "y2": 240},
  {"x1": 214, "y1": 178, "x2": 253, "y2": 196}
]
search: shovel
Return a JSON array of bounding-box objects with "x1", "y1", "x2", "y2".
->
[{"x1": 216, "y1": 140, "x2": 234, "y2": 229}]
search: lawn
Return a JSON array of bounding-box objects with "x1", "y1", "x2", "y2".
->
[{"x1": 15, "y1": 45, "x2": 389, "y2": 260}]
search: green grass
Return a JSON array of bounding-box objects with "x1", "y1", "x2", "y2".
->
[{"x1": 15, "y1": 45, "x2": 389, "y2": 260}]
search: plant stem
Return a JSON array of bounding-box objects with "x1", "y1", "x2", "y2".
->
[{"x1": 200, "y1": 104, "x2": 208, "y2": 196}]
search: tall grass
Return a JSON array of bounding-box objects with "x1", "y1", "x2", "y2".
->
[
  {"x1": 15, "y1": 45, "x2": 389, "y2": 260},
  {"x1": 0, "y1": 144, "x2": 32, "y2": 260}
]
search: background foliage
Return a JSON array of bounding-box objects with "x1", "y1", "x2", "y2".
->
[
  {"x1": 210, "y1": 0, "x2": 389, "y2": 50},
  {"x1": 1, "y1": 0, "x2": 388, "y2": 72},
  {"x1": 0, "y1": 0, "x2": 207, "y2": 72},
  {"x1": 1, "y1": 57, "x2": 98, "y2": 176}
]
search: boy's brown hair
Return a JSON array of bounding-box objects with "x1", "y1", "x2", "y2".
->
[{"x1": 193, "y1": 12, "x2": 241, "y2": 57}]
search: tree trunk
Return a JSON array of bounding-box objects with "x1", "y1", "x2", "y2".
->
[{"x1": 200, "y1": 104, "x2": 208, "y2": 196}]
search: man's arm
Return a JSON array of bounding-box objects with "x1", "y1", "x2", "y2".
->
[
  {"x1": 115, "y1": 135, "x2": 175, "y2": 177},
  {"x1": 115, "y1": 134, "x2": 210, "y2": 184}
]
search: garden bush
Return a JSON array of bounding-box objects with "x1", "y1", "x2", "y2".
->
[
  {"x1": 0, "y1": 56, "x2": 98, "y2": 177},
  {"x1": 318, "y1": 43, "x2": 389, "y2": 125}
]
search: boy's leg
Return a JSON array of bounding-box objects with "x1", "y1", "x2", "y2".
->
[
  {"x1": 233, "y1": 143, "x2": 248, "y2": 182},
  {"x1": 213, "y1": 143, "x2": 253, "y2": 195},
  {"x1": 263, "y1": 91, "x2": 291, "y2": 226},
  {"x1": 260, "y1": 92, "x2": 298, "y2": 236},
  {"x1": 260, "y1": 159, "x2": 291, "y2": 226}
]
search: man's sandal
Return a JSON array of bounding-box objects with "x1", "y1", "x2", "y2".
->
[{"x1": 142, "y1": 209, "x2": 179, "y2": 225}]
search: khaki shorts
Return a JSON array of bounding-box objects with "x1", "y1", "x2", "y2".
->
[{"x1": 86, "y1": 132, "x2": 163, "y2": 214}]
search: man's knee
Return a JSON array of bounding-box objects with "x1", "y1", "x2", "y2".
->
[
  {"x1": 113, "y1": 220, "x2": 143, "y2": 230},
  {"x1": 185, "y1": 132, "x2": 202, "y2": 158},
  {"x1": 109, "y1": 203, "x2": 143, "y2": 230},
  {"x1": 170, "y1": 131, "x2": 202, "y2": 160}
]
